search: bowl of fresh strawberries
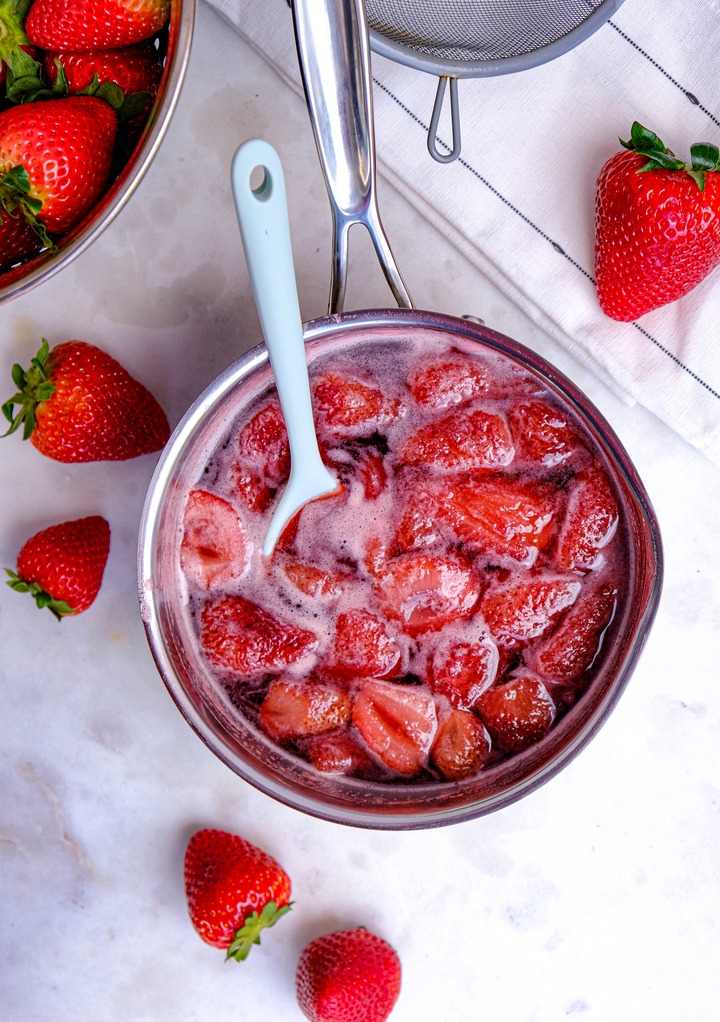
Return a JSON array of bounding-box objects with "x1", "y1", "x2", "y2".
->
[
  {"x1": 139, "y1": 309, "x2": 663, "y2": 829},
  {"x1": 0, "y1": 0, "x2": 194, "y2": 303}
]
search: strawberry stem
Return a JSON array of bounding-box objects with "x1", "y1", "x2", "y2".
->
[
  {"x1": 224, "y1": 900, "x2": 293, "y2": 963},
  {"x1": 2, "y1": 338, "x2": 56, "y2": 440},
  {"x1": 0, "y1": 161, "x2": 52, "y2": 247},
  {"x1": 5, "y1": 568, "x2": 77, "y2": 619},
  {"x1": 621, "y1": 120, "x2": 720, "y2": 191}
]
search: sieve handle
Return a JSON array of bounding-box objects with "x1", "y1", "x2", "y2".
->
[
  {"x1": 428, "y1": 76, "x2": 462, "y2": 164},
  {"x1": 292, "y1": 0, "x2": 413, "y2": 314}
]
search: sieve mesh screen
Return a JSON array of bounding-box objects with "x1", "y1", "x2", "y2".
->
[{"x1": 365, "y1": 0, "x2": 607, "y2": 63}]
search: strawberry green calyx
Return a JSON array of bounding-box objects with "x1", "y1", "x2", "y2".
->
[
  {"x1": 6, "y1": 47, "x2": 125, "y2": 109},
  {"x1": 0, "y1": 163, "x2": 52, "y2": 247},
  {"x1": 0, "y1": 0, "x2": 32, "y2": 71},
  {"x1": 621, "y1": 120, "x2": 720, "y2": 191},
  {"x1": 225, "y1": 900, "x2": 293, "y2": 963},
  {"x1": 2, "y1": 338, "x2": 56, "y2": 440},
  {"x1": 5, "y1": 46, "x2": 64, "y2": 102},
  {"x1": 4, "y1": 567, "x2": 77, "y2": 619}
]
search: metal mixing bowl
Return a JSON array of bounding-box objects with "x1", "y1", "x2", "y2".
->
[{"x1": 0, "y1": 0, "x2": 195, "y2": 305}]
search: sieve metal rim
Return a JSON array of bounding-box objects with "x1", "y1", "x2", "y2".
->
[{"x1": 366, "y1": 0, "x2": 626, "y2": 79}]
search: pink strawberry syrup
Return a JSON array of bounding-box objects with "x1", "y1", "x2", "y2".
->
[{"x1": 176, "y1": 330, "x2": 629, "y2": 784}]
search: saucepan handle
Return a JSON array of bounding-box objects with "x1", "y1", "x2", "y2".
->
[{"x1": 292, "y1": 0, "x2": 413, "y2": 314}]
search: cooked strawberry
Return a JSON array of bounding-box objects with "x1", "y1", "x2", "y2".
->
[
  {"x1": 25, "y1": 0, "x2": 170, "y2": 51},
  {"x1": 259, "y1": 677, "x2": 351, "y2": 740},
  {"x1": 282, "y1": 560, "x2": 348, "y2": 598},
  {"x1": 200, "y1": 595, "x2": 317, "y2": 678},
  {"x1": 481, "y1": 574, "x2": 581, "y2": 646},
  {"x1": 184, "y1": 828, "x2": 291, "y2": 961},
  {"x1": 436, "y1": 473, "x2": 557, "y2": 565},
  {"x1": 531, "y1": 579, "x2": 618, "y2": 683},
  {"x1": 373, "y1": 551, "x2": 480, "y2": 636},
  {"x1": 400, "y1": 406, "x2": 514, "y2": 471},
  {"x1": 556, "y1": 467, "x2": 619, "y2": 571},
  {"x1": 429, "y1": 628, "x2": 498, "y2": 709},
  {"x1": 236, "y1": 400, "x2": 290, "y2": 485},
  {"x1": 408, "y1": 351, "x2": 489, "y2": 409},
  {"x1": 230, "y1": 462, "x2": 275, "y2": 512},
  {"x1": 431, "y1": 708, "x2": 491, "y2": 780},
  {"x1": 313, "y1": 371, "x2": 402, "y2": 434},
  {"x1": 352, "y1": 679, "x2": 437, "y2": 775},
  {"x1": 509, "y1": 400, "x2": 579, "y2": 467},
  {"x1": 296, "y1": 927, "x2": 402, "y2": 1022},
  {"x1": 477, "y1": 674, "x2": 556, "y2": 753},
  {"x1": 6, "y1": 514, "x2": 109, "y2": 618},
  {"x1": 355, "y1": 447, "x2": 387, "y2": 499},
  {"x1": 305, "y1": 730, "x2": 377, "y2": 776},
  {"x1": 391, "y1": 480, "x2": 444, "y2": 552},
  {"x1": 595, "y1": 122, "x2": 720, "y2": 321},
  {"x1": 180, "y1": 490, "x2": 249, "y2": 590},
  {"x1": 0, "y1": 95, "x2": 117, "y2": 236},
  {"x1": 3, "y1": 338, "x2": 169, "y2": 461},
  {"x1": 329, "y1": 608, "x2": 401, "y2": 679}
]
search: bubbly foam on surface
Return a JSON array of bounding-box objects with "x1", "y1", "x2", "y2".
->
[{"x1": 174, "y1": 329, "x2": 629, "y2": 784}]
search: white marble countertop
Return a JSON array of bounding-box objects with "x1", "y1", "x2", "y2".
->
[{"x1": 2, "y1": 5, "x2": 719, "y2": 1020}]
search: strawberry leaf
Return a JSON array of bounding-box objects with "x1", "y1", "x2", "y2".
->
[
  {"x1": 5, "y1": 47, "x2": 64, "y2": 103},
  {"x1": 2, "y1": 338, "x2": 56, "y2": 440},
  {"x1": 0, "y1": 164, "x2": 53, "y2": 248},
  {"x1": 5, "y1": 568, "x2": 77, "y2": 619},
  {"x1": 620, "y1": 121, "x2": 720, "y2": 192},
  {"x1": 620, "y1": 122, "x2": 669, "y2": 155},
  {"x1": 224, "y1": 900, "x2": 293, "y2": 963}
]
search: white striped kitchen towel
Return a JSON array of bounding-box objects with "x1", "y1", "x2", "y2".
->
[{"x1": 205, "y1": 0, "x2": 720, "y2": 467}]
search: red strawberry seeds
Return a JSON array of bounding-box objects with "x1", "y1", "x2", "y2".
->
[
  {"x1": 184, "y1": 829, "x2": 291, "y2": 961},
  {"x1": 296, "y1": 927, "x2": 402, "y2": 1022},
  {"x1": 6, "y1": 515, "x2": 110, "y2": 618},
  {"x1": 2, "y1": 338, "x2": 169, "y2": 461},
  {"x1": 595, "y1": 121, "x2": 720, "y2": 320}
]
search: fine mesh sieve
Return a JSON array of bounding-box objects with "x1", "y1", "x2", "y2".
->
[{"x1": 364, "y1": 0, "x2": 626, "y2": 162}]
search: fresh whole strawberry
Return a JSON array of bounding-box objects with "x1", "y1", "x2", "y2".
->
[
  {"x1": 25, "y1": 0, "x2": 170, "y2": 51},
  {"x1": 42, "y1": 43, "x2": 163, "y2": 146},
  {"x1": 6, "y1": 515, "x2": 110, "y2": 618},
  {"x1": 184, "y1": 829, "x2": 292, "y2": 962},
  {"x1": 595, "y1": 121, "x2": 720, "y2": 320},
  {"x1": 2, "y1": 338, "x2": 170, "y2": 461},
  {"x1": 296, "y1": 927, "x2": 402, "y2": 1022},
  {"x1": 42, "y1": 42, "x2": 163, "y2": 97},
  {"x1": 0, "y1": 94, "x2": 118, "y2": 241}
]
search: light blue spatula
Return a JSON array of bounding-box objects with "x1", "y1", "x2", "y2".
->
[{"x1": 231, "y1": 138, "x2": 340, "y2": 557}]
